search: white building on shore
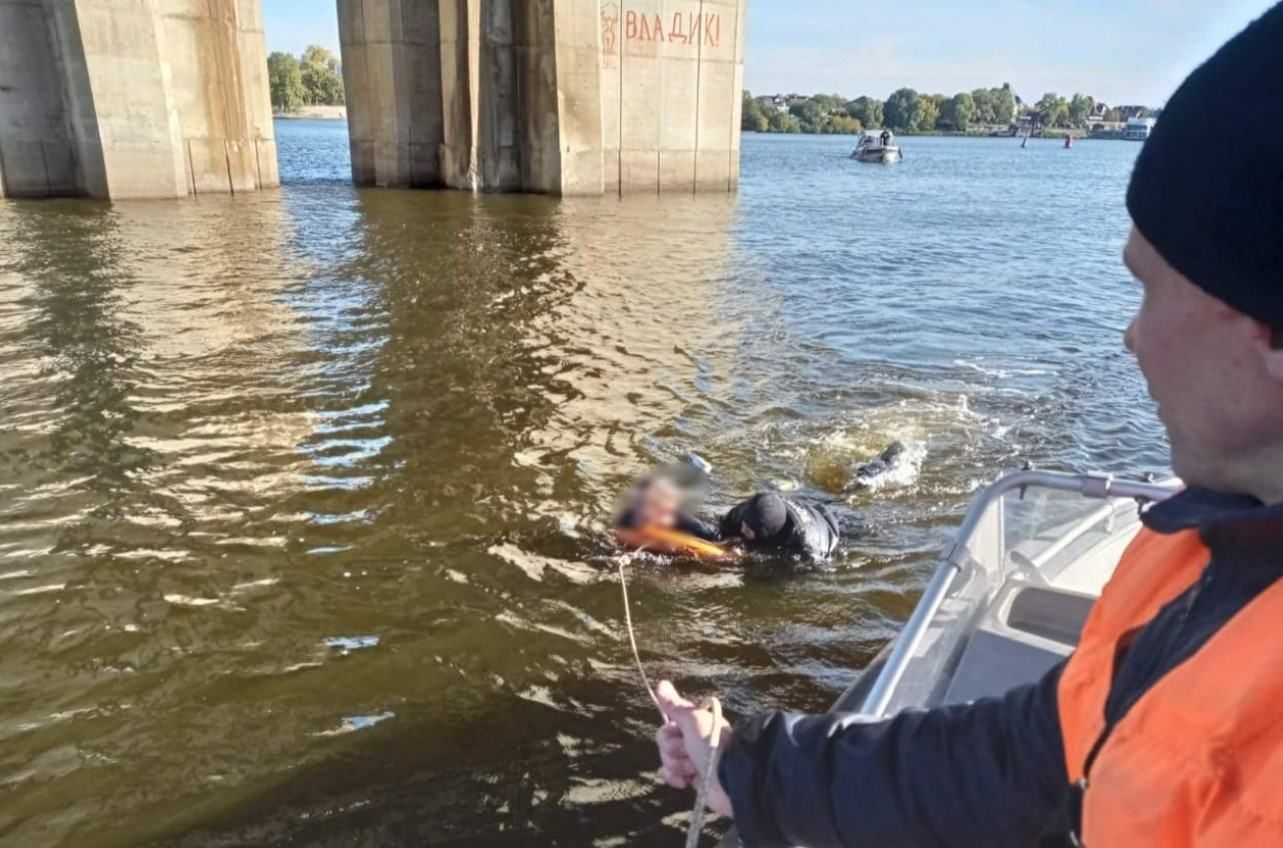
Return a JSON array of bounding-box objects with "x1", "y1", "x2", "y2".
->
[{"x1": 1123, "y1": 117, "x2": 1157, "y2": 141}]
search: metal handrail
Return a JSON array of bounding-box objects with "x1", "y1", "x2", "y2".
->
[
  {"x1": 857, "y1": 470, "x2": 1177, "y2": 717},
  {"x1": 1028, "y1": 501, "x2": 1119, "y2": 570}
]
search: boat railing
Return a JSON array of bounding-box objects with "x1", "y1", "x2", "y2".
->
[{"x1": 857, "y1": 470, "x2": 1177, "y2": 717}]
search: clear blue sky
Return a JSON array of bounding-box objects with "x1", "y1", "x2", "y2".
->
[{"x1": 263, "y1": 0, "x2": 1278, "y2": 106}]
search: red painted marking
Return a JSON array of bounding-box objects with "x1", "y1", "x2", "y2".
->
[{"x1": 617, "y1": 7, "x2": 721, "y2": 48}]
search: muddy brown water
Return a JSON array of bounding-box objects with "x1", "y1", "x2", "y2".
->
[{"x1": 0, "y1": 125, "x2": 1167, "y2": 846}]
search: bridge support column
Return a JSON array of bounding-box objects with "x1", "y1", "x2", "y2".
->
[
  {"x1": 338, "y1": 0, "x2": 599, "y2": 194},
  {"x1": 338, "y1": 0, "x2": 744, "y2": 196},
  {"x1": 0, "y1": 0, "x2": 277, "y2": 200}
]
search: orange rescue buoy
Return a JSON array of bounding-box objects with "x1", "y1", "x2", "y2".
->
[{"x1": 613, "y1": 526, "x2": 736, "y2": 563}]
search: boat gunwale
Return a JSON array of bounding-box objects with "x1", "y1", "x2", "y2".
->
[{"x1": 856, "y1": 470, "x2": 1178, "y2": 717}]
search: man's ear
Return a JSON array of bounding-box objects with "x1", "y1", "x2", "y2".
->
[{"x1": 1251, "y1": 320, "x2": 1283, "y2": 381}]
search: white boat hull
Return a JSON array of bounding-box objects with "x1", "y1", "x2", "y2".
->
[
  {"x1": 716, "y1": 471, "x2": 1177, "y2": 848},
  {"x1": 852, "y1": 146, "x2": 902, "y2": 164},
  {"x1": 850, "y1": 471, "x2": 1177, "y2": 717}
]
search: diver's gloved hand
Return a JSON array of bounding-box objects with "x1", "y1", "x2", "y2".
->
[{"x1": 655, "y1": 680, "x2": 734, "y2": 817}]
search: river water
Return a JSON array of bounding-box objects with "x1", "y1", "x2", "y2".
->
[{"x1": 0, "y1": 121, "x2": 1165, "y2": 846}]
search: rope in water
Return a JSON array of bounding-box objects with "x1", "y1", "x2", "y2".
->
[
  {"x1": 615, "y1": 555, "x2": 723, "y2": 848},
  {"x1": 616, "y1": 554, "x2": 663, "y2": 719}
]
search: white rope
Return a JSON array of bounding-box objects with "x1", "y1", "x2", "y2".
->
[
  {"x1": 616, "y1": 554, "x2": 722, "y2": 847},
  {"x1": 617, "y1": 555, "x2": 664, "y2": 720},
  {"x1": 686, "y1": 695, "x2": 723, "y2": 848}
]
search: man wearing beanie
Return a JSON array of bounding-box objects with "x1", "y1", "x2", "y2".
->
[
  {"x1": 717, "y1": 492, "x2": 840, "y2": 559},
  {"x1": 653, "y1": 4, "x2": 1283, "y2": 846}
]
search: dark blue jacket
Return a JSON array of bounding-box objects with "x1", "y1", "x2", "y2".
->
[{"x1": 717, "y1": 488, "x2": 1283, "y2": 847}]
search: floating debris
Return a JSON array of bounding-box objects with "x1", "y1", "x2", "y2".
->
[
  {"x1": 314, "y1": 711, "x2": 395, "y2": 737},
  {"x1": 323, "y1": 635, "x2": 380, "y2": 652}
]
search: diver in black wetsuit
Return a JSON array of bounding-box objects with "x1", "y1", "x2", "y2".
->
[
  {"x1": 615, "y1": 478, "x2": 841, "y2": 560},
  {"x1": 717, "y1": 492, "x2": 841, "y2": 560},
  {"x1": 615, "y1": 442, "x2": 908, "y2": 560}
]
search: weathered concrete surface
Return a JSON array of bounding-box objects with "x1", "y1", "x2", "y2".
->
[
  {"x1": 0, "y1": 0, "x2": 80, "y2": 197},
  {"x1": 160, "y1": 0, "x2": 279, "y2": 194},
  {"x1": 339, "y1": 0, "x2": 531, "y2": 192},
  {"x1": 339, "y1": 0, "x2": 445, "y2": 188},
  {"x1": 600, "y1": 0, "x2": 745, "y2": 193},
  {"x1": 3, "y1": 0, "x2": 741, "y2": 198},
  {"x1": 547, "y1": 0, "x2": 606, "y2": 194},
  {"x1": 339, "y1": 0, "x2": 746, "y2": 195},
  {"x1": 0, "y1": 0, "x2": 278, "y2": 199}
]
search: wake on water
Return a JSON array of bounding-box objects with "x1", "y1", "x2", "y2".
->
[
  {"x1": 805, "y1": 433, "x2": 928, "y2": 496},
  {"x1": 796, "y1": 397, "x2": 980, "y2": 497}
]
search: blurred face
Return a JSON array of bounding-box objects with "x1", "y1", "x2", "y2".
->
[
  {"x1": 637, "y1": 478, "x2": 681, "y2": 528},
  {"x1": 1123, "y1": 227, "x2": 1283, "y2": 496}
]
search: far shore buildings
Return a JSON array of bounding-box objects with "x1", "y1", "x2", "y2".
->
[
  {"x1": 751, "y1": 92, "x2": 1161, "y2": 138},
  {"x1": 755, "y1": 94, "x2": 808, "y2": 113},
  {"x1": 1121, "y1": 117, "x2": 1158, "y2": 140}
]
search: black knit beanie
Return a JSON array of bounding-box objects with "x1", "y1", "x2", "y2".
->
[{"x1": 1126, "y1": 2, "x2": 1283, "y2": 326}]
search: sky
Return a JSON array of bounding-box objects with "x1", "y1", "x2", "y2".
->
[{"x1": 263, "y1": 0, "x2": 1278, "y2": 106}]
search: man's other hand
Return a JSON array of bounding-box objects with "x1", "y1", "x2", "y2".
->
[{"x1": 654, "y1": 680, "x2": 734, "y2": 817}]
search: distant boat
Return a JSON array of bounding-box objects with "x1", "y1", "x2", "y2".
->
[
  {"x1": 1122, "y1": 117, "x2": 1156, "y2": 141},
  {"x1": 852, "y1": 131, "x2": 902, "y2": 164}
]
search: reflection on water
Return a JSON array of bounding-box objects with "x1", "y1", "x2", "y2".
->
[{"x1": 0, "y1": 121, "x2": 1165, "y2": 846}]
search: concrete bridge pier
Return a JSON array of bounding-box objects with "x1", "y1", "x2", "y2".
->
[
  {"x1": 339, "y1": 0, "x2": 746, "y2": 196},
  {"x1": 0, "y1": 0, "x2": 277, "y2": 200},
  {"x1": 2, "y1": 0, "x2": 746, "y2": 200},
  {"x1": 338, "y1": 0, "x2": 604, "y2": 195}
]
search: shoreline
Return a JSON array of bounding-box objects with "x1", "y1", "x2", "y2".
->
[
  {"x1": 745, "y1": 128, "x2": 1101, "y2": 140},
  {"x1": 273, "y1": 105, "x2": 347, "y2": 121}
]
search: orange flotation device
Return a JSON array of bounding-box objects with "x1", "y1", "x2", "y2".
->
[{"x1": 613, "y1": 526, "x2": 736, "y2": 563}]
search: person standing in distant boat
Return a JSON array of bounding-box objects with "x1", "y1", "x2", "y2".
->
[{"x1": 880, "y1": 129, "x2": 892, "y2": 147}]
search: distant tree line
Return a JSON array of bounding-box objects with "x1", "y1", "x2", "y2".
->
[
  {"x1": 743, "y1": 85, "x2": 1154, "y2": 135},
  {"x1": 1029, "y1": 92, "x2": 1151, "y2": 128},
  {"x1": 268, "y1": 46, "x2": 345, "y2": 112}
]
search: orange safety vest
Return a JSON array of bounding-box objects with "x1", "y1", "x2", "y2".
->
[{"x1": 1057, "y1": 527, "x2": 1283, "y2": 846}]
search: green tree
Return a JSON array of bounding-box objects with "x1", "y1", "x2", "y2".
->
[
  {"x1": 299, "y1": 44, "x2": 345, "y2": 105},
  {"x1": 884, "y1": 88, "x2": 920, "y2": 131},
  {"x1": 992, "y1": 83, "x2": 1017, "y2": 124},
  {"x1": 1104, "y1": 106, "x2": 1124, "y2": 122},
  {"x1": 768, "y1": 110, "x2": 802, "y2": 133},
  {"x1": 940, "y1": 92, "x2": 976, "y2": 131},
  {"x1": 1037, "y1": 92, "x2": 1069, "y2": 127},
  {"x1": 816, "y1": 94, "x2": 851, "y2": 118},
  {"x1": 1068, "y1": 93, "x2": 1094, "y2": 127},
  {"x1": 916, "y1": 93, "x2": 943, "y2": 132},
  {"x1": 970, "y1": 88, "x2": 996, "y2": 124},
  {"x1": 742, "y1": 91, "x2": 769, "y2": 132},
  {"x1": 826, "y1": 115, "x2": 863, "y2": 134},
  {"x1": 846, "y1": 96, "x2": 884, "y2": 129},
  {"x1": 789, "y1": 98, "x2": 827, "y2": 131},
  {"x1": 267, "y1": 51, "x2": 305, "y2": 112}
]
